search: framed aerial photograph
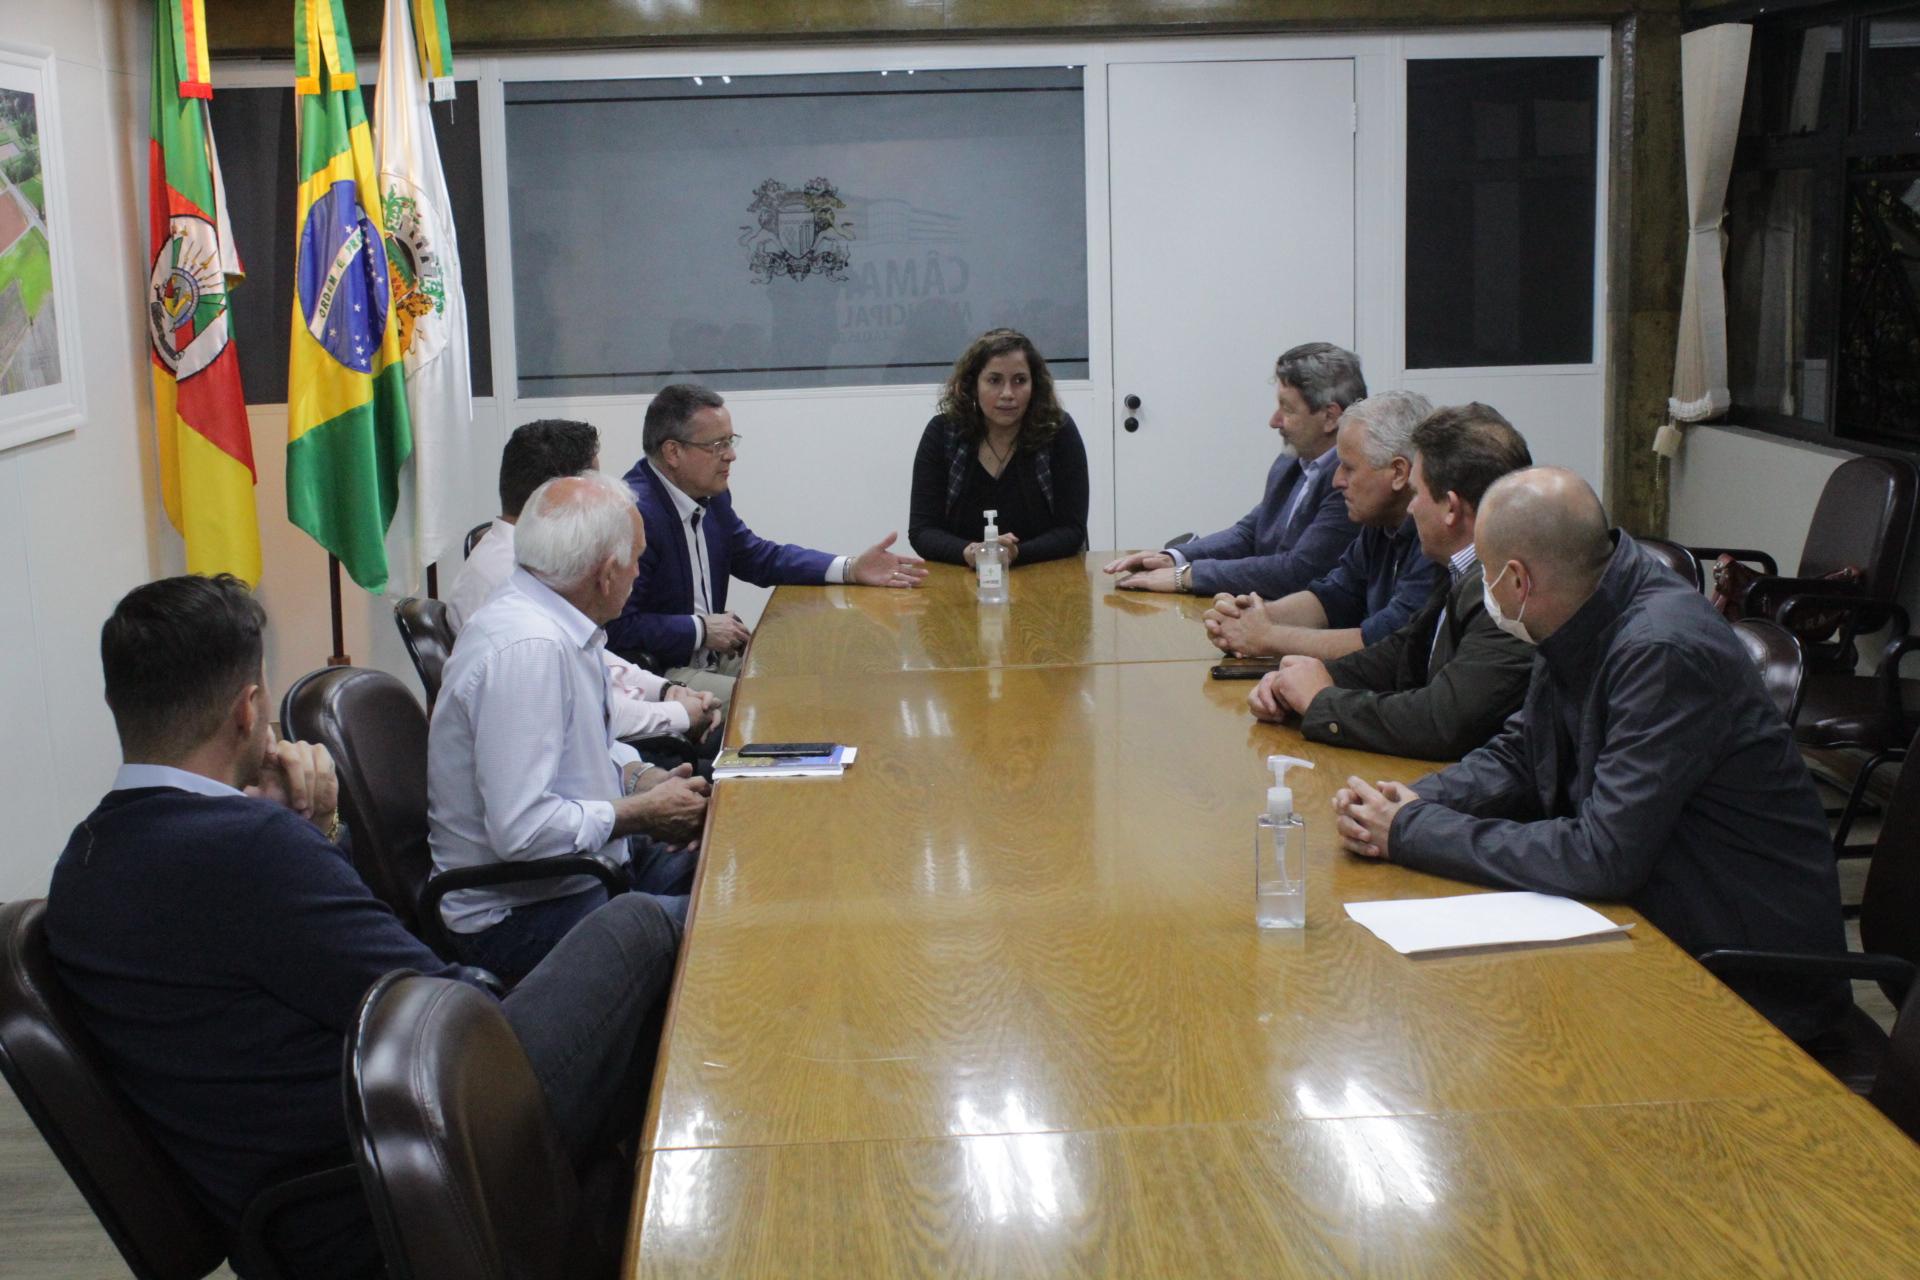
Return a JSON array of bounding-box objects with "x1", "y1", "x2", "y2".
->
[{"x1": 0, "y1": 43, "x2": 84, "y2": 449}]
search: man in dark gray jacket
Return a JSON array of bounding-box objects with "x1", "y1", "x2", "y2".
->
[
  {"x1": 1247, "y1": 403, "x2": 1533, "y2": 760},
  {"x1": 1332, "y1": 467, "x2": 1849, "y2": 1043}
]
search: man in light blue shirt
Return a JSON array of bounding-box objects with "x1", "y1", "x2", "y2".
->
[{"x1": 429, "y1": 471, "x2": 710, "y2": 981}]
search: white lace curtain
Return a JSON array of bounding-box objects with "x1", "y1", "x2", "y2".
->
[{"x1": 1654, "y1": 23, "x2": 1754, "y2": 458}]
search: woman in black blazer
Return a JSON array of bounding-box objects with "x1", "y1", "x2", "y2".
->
[{"x1": 907, "y1": 328, "x2": 1090, "y2": 567}]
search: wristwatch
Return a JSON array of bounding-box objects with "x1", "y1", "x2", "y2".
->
[{"x1": 1175, "y1": 563, "x2": 1192, "y2": 593}]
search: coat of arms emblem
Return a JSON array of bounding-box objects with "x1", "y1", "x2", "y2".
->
[{"x1": 741, "y1": 178, "x2": 853, "y2": 282}]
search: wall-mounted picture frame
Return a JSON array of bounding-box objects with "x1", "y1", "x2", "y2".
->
[{"x1": 0, "y1": 42, "x2": 84, "y2": 450}]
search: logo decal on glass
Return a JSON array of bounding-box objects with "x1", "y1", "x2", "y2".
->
[{"x1": 740, "y1": 178, "x2": 854, "y2": 282}]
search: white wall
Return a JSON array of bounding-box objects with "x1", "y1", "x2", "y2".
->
[{"x1": 0, "y1": 0, "x2": 154, "y2": 901}]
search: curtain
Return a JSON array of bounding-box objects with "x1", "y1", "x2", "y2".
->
[{"x1": 1654, "y1": 23, "x2": 1753, "y2": 458}]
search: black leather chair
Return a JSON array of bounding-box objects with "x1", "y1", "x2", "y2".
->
[
  {"x1": 1162, "y1": 533, "x2": 1194, "y2": 550},
  {"x1": 1731, "y1": 617, "x2": 1806, "y2": 725},
  {"x1": 345, "y1": 972, "x2": 611, "y2": 1280},
  {"x1": 1689, "y1": 455, "x2": 1919, "y2": 674},
  {"x1": 1637, "y1": 535, "x2": 1704, "y2": 591},
  {"x1": 279, "y1": 668, "x2": 625, "y2": 954},
  {"x1": 464, "y1": 521, "x2": 494, "y2": 559},
  {"x1": 1701, "y1": 723, "x2": 1920, "y2": 1106},
  {"x1": 393, "y1": 597, "x2": 457, "y2": 712},
  {"x1": 0, "y1": 899, "x2": 353, "y2": 1280}
]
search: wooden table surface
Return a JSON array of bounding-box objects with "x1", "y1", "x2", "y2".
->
[{"x1": 628, "y1": 556, "x2": 1920, "y2": 1276}]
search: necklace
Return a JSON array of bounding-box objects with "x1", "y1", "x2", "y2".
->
[{"x1": 982, "y1": 434, "x2": 1015, "y2": 471}]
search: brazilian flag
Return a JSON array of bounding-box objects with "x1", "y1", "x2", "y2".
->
[{"x1": 286, "y1": 0, "x2": 412, "y2": 593}]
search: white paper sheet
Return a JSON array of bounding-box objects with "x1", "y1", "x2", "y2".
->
[{"x1": 1344, "y1": 892, "x2": 1633, "y2": 956}]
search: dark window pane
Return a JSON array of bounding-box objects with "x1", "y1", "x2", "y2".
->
[
  {"x1": 1727, "y1": 168, "x2": 1838, "y2": 422},
  {"x1": 1862, "y1": 12, "x2": 1920, "y2": 129},
  {"x1": 1405, "y1": 57, "x2": 1598, "y2": 369},
  {"x1": 1837, "y1": 163, "x2": 1920, "y2": 445},
  {"x1": 1745, "y1": 23, "x2": 1843, "y2": 139},
  {"x1": 206, "y1": 80, "x2": 492, "y2": 403}
]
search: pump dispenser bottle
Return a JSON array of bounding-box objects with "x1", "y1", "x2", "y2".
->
[
  {"x1": 1256, "y1": 754, "x2": 1312, "y2": 929},
  {"x1": 975, "y1": 509, "x2": 1008, "y2": 604}
]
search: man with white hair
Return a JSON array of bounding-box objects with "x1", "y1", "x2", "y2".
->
[
  {"x1": 429, "y1": 472, "x2": 710, "y2": 982},
  {"x1": 1203, "y1": 389, "x2": 1442, "y2": 661}
]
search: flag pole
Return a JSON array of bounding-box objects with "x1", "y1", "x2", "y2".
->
[{"x1": 327, "y1": 555, "x2": 351, "y2": 666}]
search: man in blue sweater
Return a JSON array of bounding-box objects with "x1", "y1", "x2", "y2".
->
[
  {"x1": 1104, "y1": 342, "x2": 1364, "y2": 597},
  {"x1": 47, "y1": 575, "x2": 679, "y2": 1279}
]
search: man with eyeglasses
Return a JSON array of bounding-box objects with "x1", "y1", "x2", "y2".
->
[{"x1": 611, "y1": 383, "x2": 927, "y2": 700}]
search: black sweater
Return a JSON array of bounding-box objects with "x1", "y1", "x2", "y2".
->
[{"x1": 907, "y1": 413, "x2": 1090, "y2": 566}]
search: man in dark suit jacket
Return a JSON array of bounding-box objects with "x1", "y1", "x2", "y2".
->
[
  {"x1": 1248, "y1": 404, "x2": 1534, "y2": 760},
  {"x1": 607, "y1": 384, "x2": 926, "y2": 698},
  {"x1": 1104, "y1": 342, "x2": 1363, "y2": 597}
]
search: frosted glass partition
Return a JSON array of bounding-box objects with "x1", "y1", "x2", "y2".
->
[{"x1": 505, "y1": 68, "x2": 1088, "y2": 396}]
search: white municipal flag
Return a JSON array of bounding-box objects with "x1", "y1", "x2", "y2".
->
[{"x1": 375, "y1": 0, "x2": 472, "y2": 594}]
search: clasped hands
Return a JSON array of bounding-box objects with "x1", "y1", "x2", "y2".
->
[
  {"x1": 245, "y1": 731, "x2": 341, "y2": 838},
  {"x1": 964, "y1": 532, "x2": 1021, "y2": 569},
  {"x1": 1246, "y1": 656, "x2": 1335, "y2": 723},
  {"x1": 1204, "y1": 592, "x2": 1274, "y2": 656},
  {"x1": 1331, "y1": 777, "x2": 1419, "y2": 860},
  {"x1": 618, "y1": 761, "x2": 710, "y2": 843}
]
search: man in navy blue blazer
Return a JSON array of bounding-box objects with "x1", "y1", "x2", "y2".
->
[
  {"x1": 609, "y1": 384, "x2": 927, "y2": 698},
  {"x1": 1104, "y1": 342, "x2": 1365, "y2": 597}
]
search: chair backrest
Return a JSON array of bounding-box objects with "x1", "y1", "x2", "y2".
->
[
  {"x1": 393, "y1": 597, "x2": 457, "y2": 711},
  {"x1": 0, "y1": 899, "x2": 227, "y2": 1280},
  {"x1": 280, "y1": 668, "x2": 433, "y2": 935},
  {"x1": 1800, "y1": 456, "x2": 1919, "y2": 597},
  {"x1": 1637, "y1": 535, "x2": 1703, "y2": 591},
  {"x1": 1870, "y1": 981, "x2": 1920, "y2": 1142},
  {"x1": 345, "y1": 972, "x2": 582, "y2": 1280},
  {"x1": 1860, "y1": 728, "x2": 1920, "y2": 979},
  {"x1": 464, "y1": 521, "x2": 493, "y2": 559},
  {"x1": 1730, "y1": 617, "x2": 1806, "y2": 725}
]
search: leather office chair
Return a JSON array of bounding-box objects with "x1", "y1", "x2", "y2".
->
[
  {"x1": 1731, "y1": 617, "x2": 1806, "y2": 725},
  {"x1": 1872, "y1": 984, "x2": 1920, "y2": 1143},
  {"x1": 1688, "y1": 455, "x2": 1918, "y2": 674},
  {"x1": 1162, "y1": 533, "x2": 1194, "y2": 550},
  {"x1": 393, "y1": 596, "x2": 457, "y2": 712},
  {"x1": 280, "y1": 667, "x2": 626, "y2": 955},
  {"x1": 345, "y1": 972, "x2": 610, "y2": 1280},
  {"x1": 1701, "y1": 722, "x2": 1920, "y2": 1103},
  {"x1": 464, "y1": 521, "x2": 494, "y2": 559},
  {"x1": 0, "y1": 899, "x2": 353, "y2": 1280},
  {"x1": 1637, "y1": 535, "x2": 1704, "y2": 591}
]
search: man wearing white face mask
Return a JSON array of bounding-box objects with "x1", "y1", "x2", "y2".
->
[{"x1": 1329, "y1": 467, "x2": 1849, "y2": 1046}]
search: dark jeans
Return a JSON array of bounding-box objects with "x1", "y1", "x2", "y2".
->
[
  {"x1": 252, "y1": 893, "x2": 680, "y2": 1280},
  {"x1": 449, "y1": 841, "x2": 696, "y2": 985}
]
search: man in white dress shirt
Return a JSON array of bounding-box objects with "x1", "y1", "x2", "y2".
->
[
  {"x1": 429, "y1": 471, "x2": 711, "y2": 982},
  {"x1": 447, "y1": 419, "x2": 718, "y2": 746}
]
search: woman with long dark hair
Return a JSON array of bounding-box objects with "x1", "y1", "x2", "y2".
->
[{"x1": 907, "y1": 328, "x2": 1090, "y2": 567}]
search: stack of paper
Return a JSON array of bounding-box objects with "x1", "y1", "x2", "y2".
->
[
  {"x1": 1344, "y1": 892, "x2": 1632, "y2": 956},
  {"x1": 712, "y1": 745, "x2": 858, "y2": 780}
]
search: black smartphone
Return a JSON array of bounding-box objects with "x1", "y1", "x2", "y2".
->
[
  {"x1": 738, "y1": 741, "x2": 837, "y2": 758},
  {"x1": 1209, "y1": 658, "x2": 1279, "y2": 680}
]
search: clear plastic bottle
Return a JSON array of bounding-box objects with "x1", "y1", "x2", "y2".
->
[
  {"x1": 975, "y1": 508, "x2": 1008, "y2": 605},
  {"x1": 1256, "y1": 755, "x2": 1312, "y2": 929}
]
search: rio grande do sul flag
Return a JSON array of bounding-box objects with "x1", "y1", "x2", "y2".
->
[
  {"x1": 376, "y1": 0, "x2": 472, "y2": 594},
  {"x1": 148, "y1": 0, "x2": 261, "y2": 583},
  {"x1": 286, "y1": 0, "x2": 412, "y2": 593}
]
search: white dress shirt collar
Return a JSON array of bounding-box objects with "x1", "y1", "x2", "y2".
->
[
  {"x1": 647, "y1": 459, "x2": 704, "y2": 522},
  {"x1": 508, "y1": 567, "x2": 604, "y2": 652},
  {"x1": 113, "y1": 762, "x2": 244, "y2": 799}
]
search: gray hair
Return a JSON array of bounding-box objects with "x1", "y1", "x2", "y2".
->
[
  {"x1": 1342, "y1": 390, "x2": 1435, "y2": 467},
  {"x1": 515, "y1": 471, "x2": 639, "y2": 589},
  {"x1": 1274, "y1": 342, "x2": 1368, "y2": 412},
  {"x1": 643, "y1": 383, "x2": 726, "y2": 457}
]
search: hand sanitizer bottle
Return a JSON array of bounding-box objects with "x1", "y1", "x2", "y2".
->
[
  {"x1": 1256, "y1": 754, "x2": 1312, "y2": 929},
  {"x1": 976, "y1": 509, "x2": 1008, "y2": 605}
]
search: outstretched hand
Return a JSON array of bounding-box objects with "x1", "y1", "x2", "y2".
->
[{"x1": 850, "y1": 532, "x2": 929, "y2": 588}]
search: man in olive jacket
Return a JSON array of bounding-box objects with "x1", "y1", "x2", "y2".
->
[{"x1": 1248, "y1": 404, "x2": 1533, "y2": 760}]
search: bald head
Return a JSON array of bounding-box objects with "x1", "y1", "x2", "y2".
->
[{"x1": 1478, "y1": 467, "x2": 1612, "y2": 592}]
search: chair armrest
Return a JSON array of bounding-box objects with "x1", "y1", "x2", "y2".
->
[
  {"x1": 1741, "y1": 574, "x2": 1863, "y2": 619},
  {"x1": 451, "y1": 964, "x2": 508, "y2": 997},
  {"x1": 1686, "y1": 545, "x2": 1778, "y2": 576},
  {"x1": 1699, "y1": 948, "x2": 1916, "y2": 1004},
  {"x1": 418, "y1": 857, "x2": 629, "y2": 952},
  {"x1": 231, "y1": 1163, "x2": 361, "y2": 1280}
]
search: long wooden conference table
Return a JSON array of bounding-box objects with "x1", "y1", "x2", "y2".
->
[{"x1": 626, "y1": 553, "x2": 1920, "y2": 1276}]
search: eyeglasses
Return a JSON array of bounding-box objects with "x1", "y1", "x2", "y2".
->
[{"x1": 675, "y1": 433, "x2": 742, "y2": 455}]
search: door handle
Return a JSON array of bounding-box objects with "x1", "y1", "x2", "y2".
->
[
  {"x1": 1124, "y1": 417, "x2": 1139, "y2": 432},
  {"x1": 1124, "y1": 394, "x2": 1142, "y2": 410}
]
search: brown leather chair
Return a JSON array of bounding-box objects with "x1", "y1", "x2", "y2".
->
[
  {"x1": 1701, "y1": 722, "x2": 1920, "y2": 1103},
  {"x1": 1689, "y1": 455, "x2": 1919, "y2": 674},
  {"x1": 0, "y1": 899, "x2": 352, "y2": 1280},
  {"x1": 280, "y1": 667, "x2": 625, "y2": 954},
  {"x1": 464, "y1": 521, "x2": 494, "y2": 559},
  {"x1": 1730, "y1": 617, "x2": 1806, "y2": 725},
  {"x1": 1637, "y1": 535, "x2": 1703, "y2": 591},
  {"x1": 345, "y1": 971, "x2": 611, "y2": 1280},
  {"x1": 393, "y1": 596, "x2": 457, "y2": 712}
]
